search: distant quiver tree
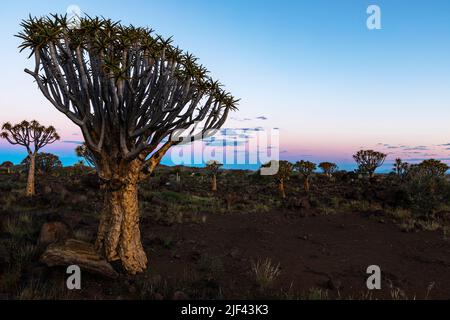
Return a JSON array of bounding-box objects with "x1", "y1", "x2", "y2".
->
[{"x1": 1, "y1": 120, "x2": 59, "y2": 196}]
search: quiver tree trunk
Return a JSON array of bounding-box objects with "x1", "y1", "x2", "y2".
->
[
  {"x1": 95, "y1": 160, "x2": 147, "y2": 274},
  {"x1": 304, "y1": 177, "x2": 310, "y2": 192},
  {"x1": 279, "y1": 178, "x2": 286, "y2": 198},
  {"x1": 26, "y1": 153, "x2": 36, "y2": 197},
  {"x1": 211, "y1": 174, "x2": 217, "y2": 192}
]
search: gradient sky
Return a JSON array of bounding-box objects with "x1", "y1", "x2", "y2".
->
[{"x1": 1, "y1": 0, "x2": 450, "y2": 171}]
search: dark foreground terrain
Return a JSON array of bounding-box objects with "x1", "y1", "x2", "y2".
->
[{"x1": 1, "y1": 165, "x2": 450, "y2": 299}]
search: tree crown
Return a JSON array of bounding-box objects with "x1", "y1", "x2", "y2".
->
[
  {"x1": 353, "y1": 149, "x2": 386, "y2": 175},
  {"x1": 294, "y1": 160, "x2": 316, "y2": 177},
  {"x1": 205, "y1": 160, "x2": 223, "y2": 175},
  {"x1": 1, "y1": 120, "x2": 59, "y2": 154},
  {"x1": 262, "y1": 160, "x2": 293, "y2": 181},
  {"x1": 17, "y1": 14, "x2": 238, "y2": 175},
  {"x1": 318, "y1": 162, "x2": 338, "y2": 174},
  {"x1": 415, "y1": 159, "x2": 449, "y2": 177}
]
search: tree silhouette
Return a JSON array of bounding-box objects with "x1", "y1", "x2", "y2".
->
[
  {"x1": 206, "y1": 160, "x2": 222, "y2": 192},
  {"x1": 0, "y1": 161, "x2": 14, "y2": 174},
  {"x1": 18, "y1": 15, "x2": 237, "y2": 273},
  {"x1": 392, "y1": 158, "x2": 409, "y2": 180},
  {"x1": 318, "y1": 162, "x2": 337, "y2": 179},
  {"x1": 262, "y1": 160, "x2": 292, "y2": 199},
  {"x1": 353, "y1": 150, "x2": 386, "y2": 178},
  {"x1": 294, "y1": 160, "x2": 316, "y2": 192},
  {"x1": 1, "y1": 120, "x2": 59, "y2": 196},
  {"x1": 416, "y1": 159, "x2": 449, "y2": 177}
]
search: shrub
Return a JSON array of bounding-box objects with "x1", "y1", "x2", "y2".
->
[
  {"x1": 21, "y1": 152, "x2": 62, "y2": 174},
  {"x1": 251, "y1": 258, "x2": 281, "y2": 291}
]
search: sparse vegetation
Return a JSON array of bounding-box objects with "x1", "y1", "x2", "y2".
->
[
  {"x1": 0, "y1": 162, "x2": 449, "y2": 299},
  {"x1": 251, "y1": 258, "x2": 281, "y2": 291}
]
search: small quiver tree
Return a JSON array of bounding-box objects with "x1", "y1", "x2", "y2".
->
[
  {"x1": 392, "y1": 158, "x2": 410, "y2": 180},
  {"x1": 294, "y1": 160, "x2": 317, "y2": 192},
  {"x1": 0, "y1": 161, "x2": 14, "y2": 174},
  {"x1": 417, "y1": 159, "x2": 449, "y2": 178},
  {"x1": 206, "y1": 160, "x2": 222, "y2": 192},
  {"x1": 318, "y1": 162, "x2": 337, "y2": 179},
  {"x1": 262, "y1": 160, "x2": 293, "y2": 199},
  {"x1": 1, "y1": 120, "x2": 59, "y2": 196},
  {"x1": 172, "y1": 167, "x2": 182, "y2": 184},
  {"x1": 353, "y1": 150, "x2": 386, "y2": 178}
]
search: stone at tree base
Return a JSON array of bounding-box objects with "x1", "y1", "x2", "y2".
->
[
  {"x1": 38, "y1": 222, "x2": 71, "y2": 245},
  {"x1": 40, "y1": 239, "x2": 119, "y2": 278}
]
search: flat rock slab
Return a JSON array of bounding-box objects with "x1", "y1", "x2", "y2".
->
[{"x1": 40, "y1": 239, "x2": 119, "y2": 279}]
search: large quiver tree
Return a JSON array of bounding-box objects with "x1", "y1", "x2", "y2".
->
[{"x1": 18, "y1": 15, "x2": 238, "y2": 274}]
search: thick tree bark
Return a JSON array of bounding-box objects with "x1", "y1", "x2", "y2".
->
[
  {"x1": 211, "y1": 174, "x2": 217, "y2": 192},
  {"x1": 26, "y1": 154, "x2": 36, "y2": 197},
  {"x1": 95, "y1": 161, "x2": 147, "y2": 274}
]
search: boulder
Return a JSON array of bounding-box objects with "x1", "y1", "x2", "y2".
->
[
  {"x1": 38, "y1": 222, "x2": 71, "y2": 245},
  {"x1": 40, "y1": 239, "x2": 118, "y2": 278},
  {"x1": 43, "y1": 186, "x2": 52, "y2": 195},
  {"x1": 173, "y1": 291, "x2": 188, "y2": 300}
]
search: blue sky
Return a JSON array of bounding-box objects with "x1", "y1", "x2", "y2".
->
[{"x1": 1, "y1": 0, "x2": 450, "y2": 171}]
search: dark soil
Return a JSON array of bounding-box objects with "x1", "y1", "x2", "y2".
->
[
  {"x1": 1, "y1": 166, "x2": 450, "y2": 299},
  {"x1": 145, "y1": 211, "x2": 450, "y2": 299}
]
